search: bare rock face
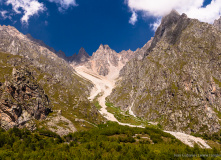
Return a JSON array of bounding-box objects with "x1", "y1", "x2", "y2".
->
[
  {"x1": 75, "y1": 47, "x2": 90, "y2": 62},
  {"x1": 89, "y1": 44, "x2": 120, "y2": 76},
  {"x1": 0, "y1": 68, "x2": 50, "y2": 130},
  {"x1": 109, "y1": 10, "x2": 221, "y2": 134},
  {"x1": 71, "y1": 41, "x2": 152, "y2": 78},
  {"x1": 213, "y1": 16, "x2": 221, "y2": 31},
  {"x1": 67, "y1": 47, "x2": 90, "y2": 64}
]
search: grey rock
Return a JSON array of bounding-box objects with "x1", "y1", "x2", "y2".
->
[
  {"x1": 0, "y1": 68, "x2": 50, "y2": 130},
  {"x1": 214, "y1": 16, "x2": 221, "y2": 31},
  {"x1": 109, "y1": 11, "x2": 221, "y2": 134}
]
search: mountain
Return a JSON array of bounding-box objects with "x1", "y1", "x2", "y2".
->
[
  {"x1": 0, "y1": 25, "x2": 105, "y2": 135},
  {"x1": 85, "y1": 44, "x2": 124, "y2": 77},
  {"x1": 108, "y1": 11, "x2": 221, "y2": 134},
  {"x1": 1, "y1": 12, "x2": 221, "y2": 151},
  {"x1": 73, "y1": 47, "x2": 90, "y2": 63},
  {"x1": 71, "y1": 40, "x2": 152, "y2": 80}
]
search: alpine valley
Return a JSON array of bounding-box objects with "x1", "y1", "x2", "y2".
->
[{"x1": 1, "y1": 10, "x2": 221, "y2": 159}]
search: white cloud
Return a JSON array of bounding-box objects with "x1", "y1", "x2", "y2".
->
[
  {"x1": 47, "y1": 0, "x2": 78, "y2": 12},
  {"x1": 0, "y1": 10, "x2": 12, "y2": 19},
  {"x1": 126, "y1": 0, "x2": 221, "y2": 25},
  {"x1": 6, "y1": 0, "x2": 45, "y2": 24},
  {"x1": 150, "y1": 18, "x2": 161, "y2": 31},
  {"x1": 129, "y1": 10, "x2": 137, "y2": 25},
  {"x1": 2, "y1": 0, "x2": 77, "y2": 25}
]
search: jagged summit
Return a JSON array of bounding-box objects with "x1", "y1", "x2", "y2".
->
[
  {"x1": 75, "y1": 47, "x2": 90, "y2": 62},
  {"x1": 78, "y1": 47, "x2": 90, "y2": 57},
  {"x1": 161, "y1": 9, "x2": 181, "y2": 27},
  {"x1": 169, "y1": 9, "x2": 180, "y2": 16},
  {"x1": 146, "y1": 11, "x2": 189, "y2": 56},
  {"x1": 98, "y1": 44, "x2": 111, "y2": 50}
]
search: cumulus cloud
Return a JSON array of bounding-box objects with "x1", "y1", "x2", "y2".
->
[
  {"x1": 48, "y1": 0, "x2": 78, "y2": 12},
  {"x1": 129, "y1": 10, "x2": 138, "y2": 25},
  {"x1": 126, "y1": 0, "x2": 221, "y2": 26},
  {"x1": 2, "y1": 0, "x2": 78, "y2": 25},
  {"x1": 5, "y1": 0, "x2": 45, "y2": 24}
]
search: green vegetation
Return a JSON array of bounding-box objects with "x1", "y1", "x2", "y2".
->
[
  {"x1": 94, "y1": 101, "x2": 102, "y2": 110},
  {"x1": 106, "y1": 102, "x2": 152, "y2": 127},
  {"x1": 213, "y1": 77, "x2": 221, "y2": 88},
  {"x1": 0, "y1": 52, "x2": 21, "y2": 82},
  {"x1": 93, "y1": 93, "x2": 103, "y2": 110},
  {"x1": 213, "y1": 108, "x2": 221, "y2": 120},
  {"x1": 0, "y1": 122, "x2": 220, "y2": 159}
]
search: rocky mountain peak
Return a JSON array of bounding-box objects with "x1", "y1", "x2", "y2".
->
[
  {"x1": 214, "y1": 16, "x2": 221, "y2": 31},
  {"x1": 74, "y1": 47, "x2": 90, "y2": 63},
  {"x1": 98, "y1": 44, "x2": 111, "y2": 51},
  {"x1": 78, "y1": 47, "x2": 89, "y2": 58},
  {"x1": 168, "y1": 9, "x2": 180, "y2": 17},
  {"x1": 0, "y1": 25, "x2": 29, "y2": 41},
  {"x1": 109, "y1": 11, "x2": 221, "y2": 134},
  {"x1": 103, "y1": 44, "x2": 111, "y2": 50},
  {"x1": 146, "y1": 10, "x2": 189, "y2": 56},
  {"x1": 160, "y1": 9, "x2": 181, "y2": 28}
]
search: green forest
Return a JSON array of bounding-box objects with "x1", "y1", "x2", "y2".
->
[{"x1": 0, "y1": 122, "x2": 221, "y2": 160}]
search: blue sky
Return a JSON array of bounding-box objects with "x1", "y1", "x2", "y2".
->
[{"x1": 0, "y1": 0, "x2": 218, "y2": 56}]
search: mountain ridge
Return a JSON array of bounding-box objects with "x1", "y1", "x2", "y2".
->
[
  {"x1": 0, "y1": 24, "x2": 105, "y2": 135},
  {"x1": 108, "y1": 11, "x2": 221, "y2": 134},
  {"x1": 1, "y1": 10, "x2": 221, "y2": 137}
]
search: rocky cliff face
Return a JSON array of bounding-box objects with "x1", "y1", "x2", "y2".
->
[
  {"x1": 0, "y1": 25, "x2": 104, "y2": 133},
  {"x1": 87, "y1": 44, "x2": 123, "y2": 76},
  {"x1": 0, "y1": 67, "x2": 50, "y2": 130},
  {"x1": 0, "y1": 52, "x2": 52, "y2": 130},
  {"x1": 109, "y1": 11, "x2": 221, "y2": 134}
]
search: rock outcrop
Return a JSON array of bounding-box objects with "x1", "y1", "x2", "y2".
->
[
  {"x1": 109, "y1": 11, "x2": 221, "y2": 134},
  {"x1": 0, "y1": 67, "x2": 50, "y2": 130},
  {"x1": 214, "y1": 16, "x2": 221, "y2": 31}
]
